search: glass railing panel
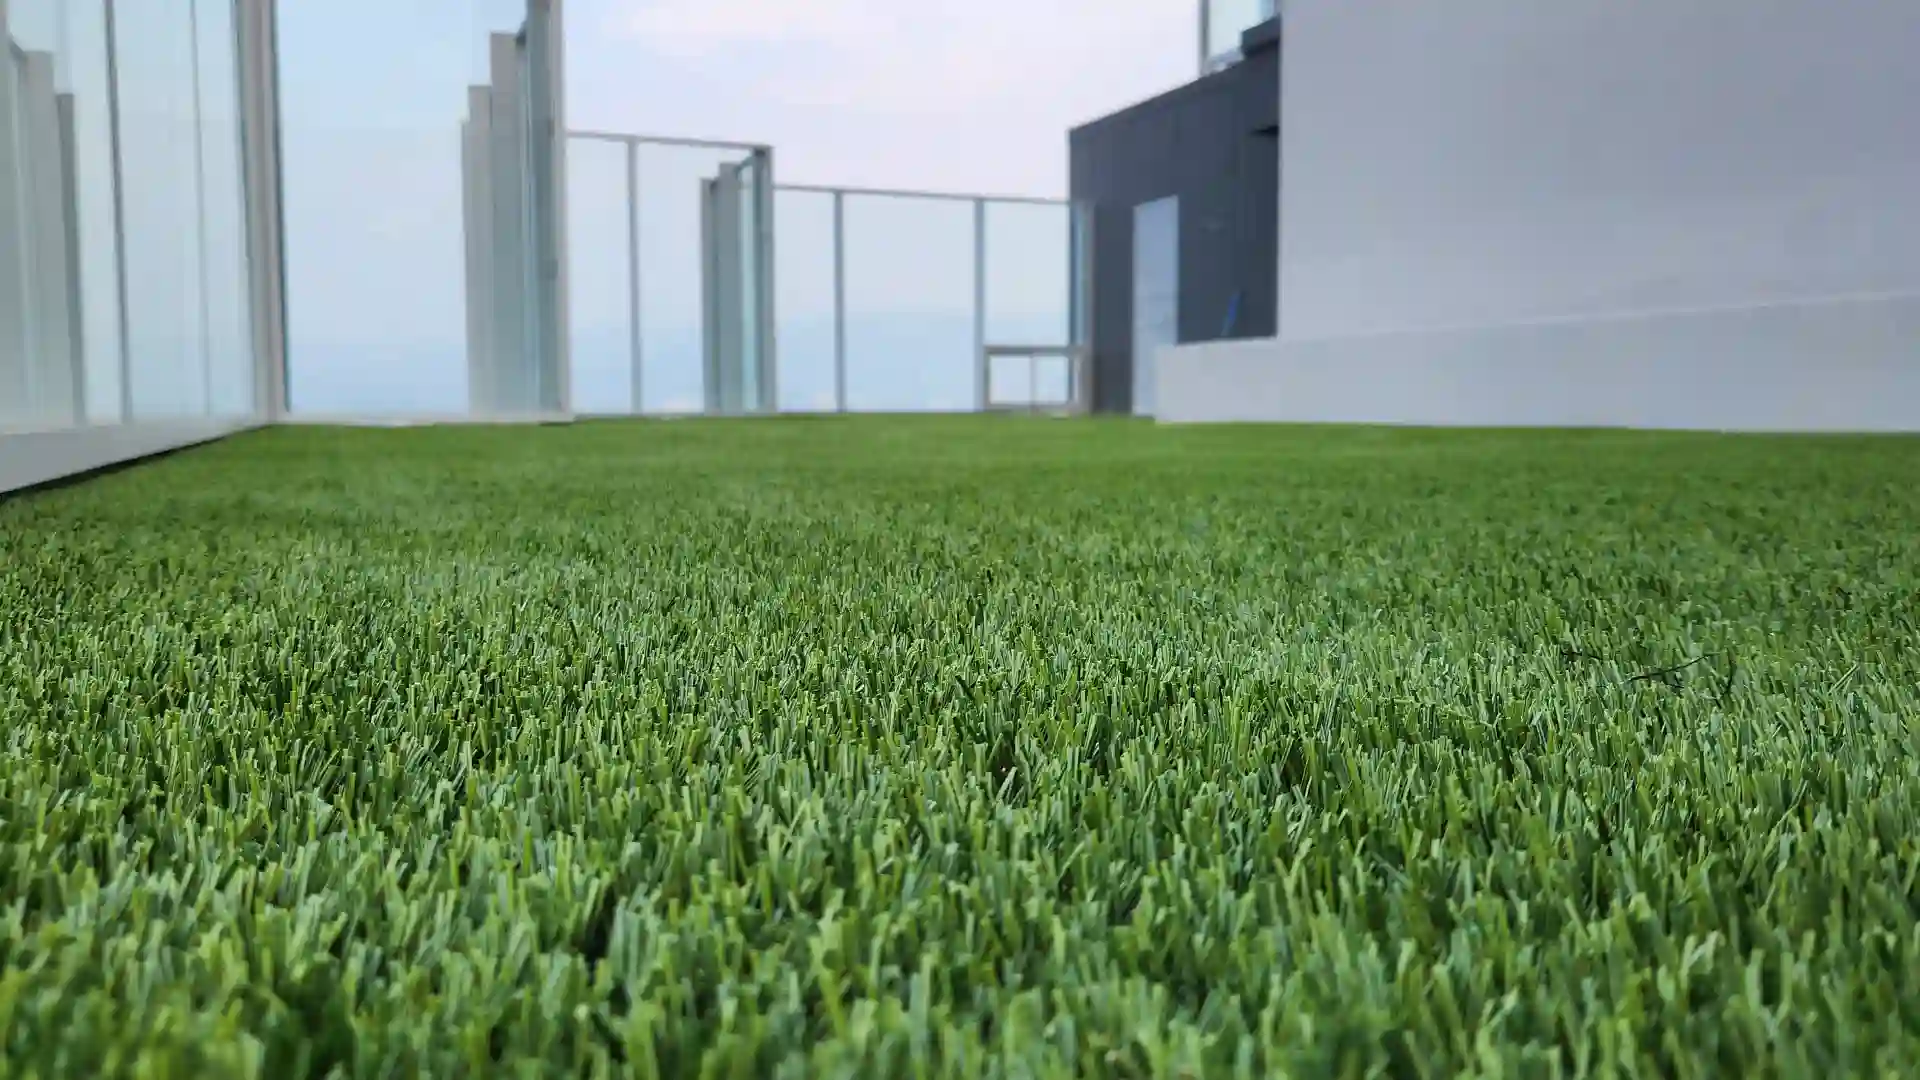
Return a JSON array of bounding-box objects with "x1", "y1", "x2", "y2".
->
[
  {"x1": 772, "y1": 187, "x2": 836, "y2": 412},
  {"x1": 842, "y1": 193, "x2": 974, "y2": 412},
  {"x1": 983, "y1": 199, "x2": 1071, "y2": 348},
  {"x1": 564, "y1": 135, "x2": 632, "y2": 413}
]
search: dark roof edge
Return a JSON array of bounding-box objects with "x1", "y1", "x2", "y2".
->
[
  {"x1": 1067, "y1": 26, "x2": 1278, "y2": 138},
  {"x1": 1240, "y1": 15, "x2": 1280, "y2": 56}
]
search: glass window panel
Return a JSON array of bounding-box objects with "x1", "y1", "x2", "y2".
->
[
  {"x1": 1206, "y1": 0, "x2": 1272, "y2": 67},
  {"x1": 987, "y1": 352, "x2": 1033, "y2": 406},
  {"x1": 632, "y1": 142, "x2": 745, "y2": 414},
  {"x1": 1034, "y1": 354, "x2": 1072, "y2": 405},
  {"x1": 987, "y1": 352, "x2": 1073, "y2": 409},
  {"x1": 564, "y1": 136, "x2": 633, "y2": 414},
  {"x1": 519, "y1": 0, "x2": 560, "y2": 412},
  {"x1": 5, "y1": 0, "x2": 256, "y2": 433},
  {"x1": 468, "y1": 0, "x2": 526, "y2": 85},
  {"x1": 4, "y1": 1, "x2": 84, "y2": 430},
  {"x1": 843, "y1": 194, "x2": 975, "y2": 412},
  {"x1": 59, "y1": 0, "x2": 124, "y2": 425},
  {"x1": 773, "y1": 188, "x2": 836, "y2": 412},
  {"x1": 280, "y1": 1, "x2": 528, "y2": 416},
  {"x1": 196, "y1": 0, "x2": 253, "y2": 418},
  {"x1": 1, "y1": 11, "x2": 37, "y2": 429},
  {"x1": 983, "y1": 200, "x2": 1070, "y2": 347},
  {"x1": 735, "y1": 155, "x2": 761, "y2": 410},
  {"x1": 115, "y1": 0, "x2": 203, "y2": 420}
]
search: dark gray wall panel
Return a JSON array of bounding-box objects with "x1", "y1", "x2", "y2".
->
[{"x1": 1069, "y1": 23, "x2": 1278, "y2": 413}]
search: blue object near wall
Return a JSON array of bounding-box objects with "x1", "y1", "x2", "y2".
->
[{"x1": 1221, "y1": 290, "x2": 1242, "y2": 337}]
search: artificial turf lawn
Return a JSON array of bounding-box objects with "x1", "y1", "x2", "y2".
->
[{"x1": 1, "y1": 416, "x2": 1917, "y2": 1077}]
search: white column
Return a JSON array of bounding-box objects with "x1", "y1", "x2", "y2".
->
[
  {"x1": 699, "y1": 169, "x2": 747, "y2": 416},
  {"x1": 714, "y1": 164, "x2": 742, "y2": 414},
  {"x1": 706, "y1": 169, "x2": 730, "y2": 413},
  {"x1": 699, "y1": 174, "x2": 718, "y2": 414},
  {"x1": 526, "y1": 0, "x2": 567, "y2": 414},
  {"x1": 0, "y1": 2, "x2": 33, "y2": 430},
  {"x1": 470, "y1": 86, "x2": 497, "y2": 415},
  {"x1": 56, "y1": 94, "x2": 86, "y2": 422},
  {"x1": 104, "y1": 0, "x2": 134, "y2": 421},
  {"x1": 752, "y1": 148, "x2": 776, "y2": 413},
  {"x1": 549, "y1": 0, "x2": 572, "y2": 417},
  {"x1": 461, "y1": 87, "x2": 495, "y2": 416},
  {"x1": 186, "y1": 0, "x2": 213, "y2": 418},
  {"x1": 1196, "y1": 0, "x2": 1211, "y2": 76},
  {"x1": 971, "y1": 197, "x2": 987, "y2": 411},
  {"x1": 832, "y1": 189, "x2": 845, "y2": 413},
  {"x1": 22, "y1": 50, "x2": 78, "y2": 426},
  {"x1": 460, "y1": 112, "x2": 478, "y2": 409},
  {"x1": 625, "y1": 138, "x2": 641, "y2": 413},
  {"x1": 1070, "y1": 201, "x2": 1095, "y2": 412},
  {"x1": 235, "y1": 0, "x2": 288, "y2": 420},
  {"x1": 486, "y1": 32, "x2": 525, "y2": 416}
]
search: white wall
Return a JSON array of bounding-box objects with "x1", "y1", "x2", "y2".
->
[
  {"x1": 1159, "y1": 296, "x2": 1920, "y2": 431},
  {"x1": 1160, "y1": 0, "x2": 1920, "y2": 429}
]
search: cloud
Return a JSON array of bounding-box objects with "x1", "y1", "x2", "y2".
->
[
  {"x1": 608, "y1": 0, "x2": 884, "y2": 55},
  {"x1": 573, "y1": 0, "x2": 1198, "y2": 195},
  {"x1": 602, "y1": 0, "x2": 1193, "y2": 114}
]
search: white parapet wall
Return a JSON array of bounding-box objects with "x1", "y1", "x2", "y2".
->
[
  {"x1": 1159, "y1": 0, "x2": 1920, "y2": 430},
  {"x1": 1159, "y1": 294, "x2": 1920, "y2": 431},
  {"x1": 0, "y1": 419, "x2": 260, "y2": 496}
]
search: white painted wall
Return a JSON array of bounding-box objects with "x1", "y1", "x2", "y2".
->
[
  {"x1": 1160, "y1": 296, "x2": 1920, "y2": 431},
  {"x1": 1160, "y1": 0, "x2": 1920, "y2": 429},
  {"x1": 1, "y1": 419, "x2": 258, "y2": 495}
]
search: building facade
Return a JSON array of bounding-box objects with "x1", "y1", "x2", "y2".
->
[
  {"x1": 1069, "y1": 10, "x2": 1280, "y2": 415},
  {"x1": 1156, "y1": 0, "x2": 1920, "y2": 431}
]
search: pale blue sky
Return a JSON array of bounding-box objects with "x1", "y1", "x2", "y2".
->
[{"x1": 566, "y1": 0, "x2": 1195, "y2": 196}]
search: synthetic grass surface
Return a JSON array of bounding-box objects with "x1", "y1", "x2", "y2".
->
[{"x1": 1, "y1": 417, "x2": 1917, "y2": 1077}]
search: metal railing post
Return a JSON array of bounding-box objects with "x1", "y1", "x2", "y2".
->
[
  {"x1": 625, "y1": 138, "x2": 641, "y2": 413},
  {"x1": 971, "y1": 197, "x2": 986, "y2": 412},
  {"x1": 832, "y1": 189, "x2": 846, "y2": 413}
]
